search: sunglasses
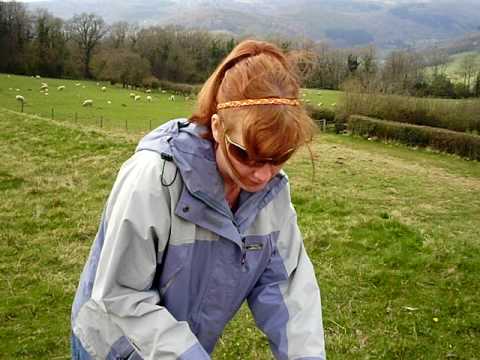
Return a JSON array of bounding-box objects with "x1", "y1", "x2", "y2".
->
[{"x1": 221, "y1": 121, "x2": 295, "y2": 167}]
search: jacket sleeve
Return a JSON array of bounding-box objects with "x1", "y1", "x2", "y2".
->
[
  {"x1": 75, "y1": 151, "x2": 210, "y2": 360},
  {"x1": 247, "y1": 213, "x2": 326, "y2": 360}
]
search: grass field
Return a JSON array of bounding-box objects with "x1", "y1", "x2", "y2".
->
[
  {"x1": 0, "y1": 74, "x2": 341, "y2": 133},
  {"x1": 1, "y1": 105, "x2": 479, "y2": 359},
  {"x1": 426, "y1": 51, "x2": 480, "y2": 83}
]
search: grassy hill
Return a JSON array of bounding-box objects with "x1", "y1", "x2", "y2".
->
[
  {"x1": 1, "y1": 108, "x2": 479, "y2": 358},
  {"x1": 444, "y1": 51, "x2": 480, "y2": 82},
  {"x1": 0, "y1": 74, "x2": 340, "y2": 133}
]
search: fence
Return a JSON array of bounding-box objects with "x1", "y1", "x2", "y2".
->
[{"x1": 15, "y1": 104, "x2": 167, "y2": 134}]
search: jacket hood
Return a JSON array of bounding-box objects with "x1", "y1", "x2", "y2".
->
[{"x1": 136, "y1": 119, "x2": 288, "y2": 232}]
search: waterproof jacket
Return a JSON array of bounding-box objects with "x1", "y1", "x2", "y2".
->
[{"x1": 71, "y1": 119, "x2": 326, "y2": 360}]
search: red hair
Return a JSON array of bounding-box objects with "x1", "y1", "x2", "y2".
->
[{"x1": 189, "y1": 39, "x2": 316, "y2": 163}]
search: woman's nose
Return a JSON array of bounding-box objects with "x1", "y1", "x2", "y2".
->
[{"x1": 252, "y1": 163, "x2": 273, "y2": 182}]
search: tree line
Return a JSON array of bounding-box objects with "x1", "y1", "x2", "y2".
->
[{"x1": 1, "y1": 1, "x2": 479, "y2": 98}]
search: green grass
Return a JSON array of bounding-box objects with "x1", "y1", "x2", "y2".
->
[
  {"x1": 302, "y1": 88, "x2": 342, "y2": 108},
  {"x1": 1, "y1": 93, "x2": 480, "y2": 358},
  {"x1": 426, "y1": 51, "x2": 480, "y2": 83},
  {"x1": 0, "y1": 73, "x2": 342, "y2": 132},
  {"x1": 0, "y1": 73, "x2": 195, "y2": 131}
]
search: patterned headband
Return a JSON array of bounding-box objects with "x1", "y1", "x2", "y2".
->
[{"x1": 217, "y1": 98, "x2": 300, "y2": 110}]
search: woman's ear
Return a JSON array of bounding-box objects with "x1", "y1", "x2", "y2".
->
[{"x1": 211, "y1": 114, "x2": 221, "y2": 143}]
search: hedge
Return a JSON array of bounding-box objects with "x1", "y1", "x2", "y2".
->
[
  {"x1": 340, "y1": 92, "x2": 480, "y2": 134},
  {"x1": 348, "y1": 115, "x2": 480, "y2": 161}
]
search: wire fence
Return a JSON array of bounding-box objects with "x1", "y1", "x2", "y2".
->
[{"x1": 15, "y1": 104, "x2": 168, "y2": 134}]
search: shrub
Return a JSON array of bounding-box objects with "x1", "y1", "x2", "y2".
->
[
  {"x1": 157, "y1": 80, "x2": 201, "y2": 95},
  {"x1": 338, "y1": 92, "x2": 480, "y2": 134},
  {"x1": 142, "y1": 76, "x2": 161, "y2": 90},
  {"x1": 348, "y1": 115, "x2": 480, "y2": 161}
]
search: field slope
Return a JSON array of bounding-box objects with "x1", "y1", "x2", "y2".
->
[{"x1": 1, "y1": 108, "x2": 479, "y2": 359}]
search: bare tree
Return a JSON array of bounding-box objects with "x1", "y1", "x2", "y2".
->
[
  {"x1": 67, "y1": 13, "x2": 108, "y2": 78},
  {"x1": 457, "y1": 53, "x2": 479, "y2": 89}
]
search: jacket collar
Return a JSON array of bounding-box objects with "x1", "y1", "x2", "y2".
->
[{"x1": 137, "y1": 119, "x2": 288, "y2": 243}]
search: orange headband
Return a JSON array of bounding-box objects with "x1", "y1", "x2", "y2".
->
[{"x1": 217, "y1": 98, "x2": 300, "y2": 110}]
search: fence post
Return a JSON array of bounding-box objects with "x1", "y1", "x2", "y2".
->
[
  {"x1": 100, "y1": 116, "x2": 103, "y2": 128},
  {"x1": 125, "y1": 119, "x2": 128, "y2": 131},
  {"x1": 321, "y1": 119, "x2": 326, "y2": 132},
  {"x1": 149, "y1": 119, "x2": 152, "y2": 130},
  {"x1": 21, "y1": 102, "x2": 24, "y2": 113},
  {"x1": 51, "y1": 108, "x2": 54, "y2": 120}
]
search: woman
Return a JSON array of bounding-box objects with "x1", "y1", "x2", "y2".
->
[{"x1": 71, "y1": 39, "x2": 326, "y2": 360}]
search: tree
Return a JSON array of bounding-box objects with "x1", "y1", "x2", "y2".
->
[
  {"x1": 457, "y1": 53, "x2": 478, "y2": 89},
  {"x1": 93, "y1": 48, "x2": 150, "y2": 87},
  {"x1": 381, "y1": 50, "x2": 425, "y2": 94},
  {"x1": 0, "y1": 1, "x2": 32, "y2": 73},
  {"x1": 67, "y1": 13, "x2": 108, "y2": 78},
  {"x1": 474, "y1": 72, "x2": 480, "y2": 97},
  {"x1": 31, "y1": 10, "x2": 68, "y2": 77}
]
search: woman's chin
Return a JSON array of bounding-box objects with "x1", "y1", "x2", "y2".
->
[{"x1": 239, "y1": 179, "x2": 268, "y2": 192}]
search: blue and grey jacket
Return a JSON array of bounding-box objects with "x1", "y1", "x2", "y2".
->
[{"x1": 71, "y1": 119, "x2": 326, "y2": 360}]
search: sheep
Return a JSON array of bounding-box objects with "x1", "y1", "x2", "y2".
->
[
  {"x1": 169, "y1": 95, "x2": 175, "y2": 101},
  {"x1": 16, "y1": 95, "x2": 25, "y2": 102},
  {"x1": 96, "y1": 82, "x2": 100, "y2": 86},
  {"x1": 129, "y1": 93, "x2": 136, "y2": 98},
  {"x1": 40, "y1": 84, "x2": 48, "y2": 91},
  {"x1": 45, "y1": 92, "x2": 49, "y2": 96},
  {"x1": 145, "y1": 89, "x2": 151, "y2": 93},
  {"x1": 15, "y1": 88, "x2": 20, "y2": 92},
  {"x1": 75, "y1": 83, "x2": 81, "y2": 86},
  {"x1": 82, "y1": 99, "x2": 93, "y2": 107},
  {"x1": 107, "y1": 100, "x2": 112, "y2": 105},
  {"x1": 161, "y1": 90, "x2": 167, "y2": 94},
  {"x1": 134, "y1": 95, "x2": 141, "y2": 101},
  {"x1": 101, "y1": 86, "x2": 107, "y2": 92},
  {"x1": 57, "y1": 85, "x2": 65, "y2": 91},
  {"x1": 331, "y1": 103, "x2": 336, "y2": 107},
  {"x1": 146, "y1": 95, "x2": 152, "y2": 102},
  {"x1": 35, "y1": 75, "x2": 41, "y2": 79},
  {"x1": 317, "y1": 102, "x2": 323, "y2": 107}
]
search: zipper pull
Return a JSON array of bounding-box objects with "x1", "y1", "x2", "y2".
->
[{"x1": 241, "y1": 238, "x2": 247, "y2": 267}]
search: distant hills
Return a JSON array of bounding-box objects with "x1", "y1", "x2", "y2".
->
[{"x1": 26, "y1": 0, "x2": 480, "y2": 51}]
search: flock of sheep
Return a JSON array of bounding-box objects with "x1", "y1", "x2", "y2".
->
[
  {"x1": 13, "y1": 76, "x2": 175, "y2": 108},
  {"x1": 12, "y1": 75, "x2": 334, "y2": 110}
]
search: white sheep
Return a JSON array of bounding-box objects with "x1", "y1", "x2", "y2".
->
[
  {"x1": 331, "y1": 103, "x2": 336, "y2": 107},
  {"x1": 129, "y1": 93, "x2": 136, "y2": 98},
  {"x1": 107, "y1": 100, "x2": 112, "y2": 104},
  {"x1": 75, "y1": 83, "x2": 81, "y2": 86},
  {"x1": 82, "y1": 99, "x2": 93, "y2": 107},
  {"x1": 146, "y1": 95, "x2": 152, "y2": 102},
  {"x1": 45, "y1": 93, "x2": 49, "y2": 96},
  {"x1": 134, "y1": 95, "x2": 141, "y2": 101},
  {"x1": 57, "y1": 85, "x2": 65, "y2": 91},
  {"x1": 35, "y1": 75, "x2": 41, "y2": 79},
  {"x1": 317, "y1": 102, "x2": 323, "y2": 107},
  {"x1": 145, "y1": 89, "x2": 151, "y2": 93},
  {"x1": 15, "y1": 88, "x2": 20, "y2": 92},
  {"x1": 96, "y1": 82, "x2": 100, "y2": 86},
  {"x1": 101, "y1": 86, "x2": 107, "y2": 92},
  {"x1": 169, "y1": 95, "x2": 175, "y2": 101},
  {"x1": 16, "y1": 95, "x2": 25, "y2": 102},
  {"x1": 161, "y1": 90, "x2": 167, "y2": 94}
]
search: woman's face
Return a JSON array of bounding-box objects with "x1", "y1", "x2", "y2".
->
[{"x1": 212, "y1": 114, "x2": 283, "y2": 192}]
